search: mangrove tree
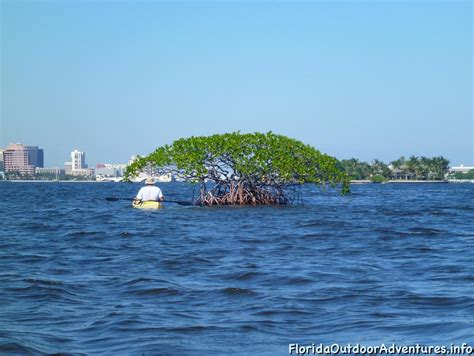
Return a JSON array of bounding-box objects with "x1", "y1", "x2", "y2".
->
[{"x1": 124, "y1": 132, "x2": 349, "y2": 205}]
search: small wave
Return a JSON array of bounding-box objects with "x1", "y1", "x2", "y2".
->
[
  {"x1": 281, "y1": 276, "x2": 314, "y2": 285},
  {"x1": 389, "y1": 290, "x2": 474, "y2": 309},
  {"x1": 7, "y1": 284, "x2": 78, "y2": 297},
  {"x1": 124, "y1": 277, "x2": 155, "y2": 285},
  {"x1": 226, "y1": 271, "x2": 263, "y2": 281},
  {"x1": 406, "y1": 227, "x2": 443, "y2": 235},
  {"x1": 222, "y1": 287, "x2": 257, "y2": 296},
  {"x1": 14, "y1": 254, "x2": 50, "y2": 262},
  {"x1": 427, "y1": 264, "x2": 465, "y2": 274},
  {"x1": 25, "y1": 278, "x2": 64, "y2": 286},
  {"x1": 191, "y1": 256, "x2": 215, "y2": 264},
  {"x1": 405, "y1": 295, "x2": 473, "y2": 308},
  {"x1": 66, "y1": 231, "x2": 103, "y2": 238},
  {"x1": 239, "y1": 238, "x2": 267, "y2": 244},
  {"x1": 254, "y1": 308, "x2": 314, "y2": 317},
  {"x1": 163, "y1": 325, "x2": 226, "y2": 333},
  {"x1": 127, "y1": 287, "x2": 181, "y2": 296},
  {"x1": 253, "y1": 309, "x2": 276, "y2": 317},
  {"x1": 0, "y1": 342, "x2": 44, "y2": 355},
  {"x1": 115, "y1": 318, "x2": 144, "y2": 327},
  {"x1": 381, "y1": 209, "x2": 423, "y2": 217},
  {"x1": 239, "y1": 324, "x2": 258, "y2": 331},
  {"x1": 298, "y1": 221, "x2": 325, "y2": 228}
]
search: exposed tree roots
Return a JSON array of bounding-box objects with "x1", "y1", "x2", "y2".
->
[{"x1": 195, "y1": 182, "x2": 290, "y2": 206}]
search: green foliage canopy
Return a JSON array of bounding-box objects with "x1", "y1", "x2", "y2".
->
[
  {"x1": 125, "y1": 132, "x2": 350, "y2": 201},
  {"x1": 452, "y1": 169, "x2": 474, "y2": 180}
]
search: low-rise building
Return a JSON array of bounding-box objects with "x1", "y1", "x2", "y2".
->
[
  {"x1": 388, "y1": 165, "x2": 415, "y2": 180},
  {"x1": 95, "y1": 163, "x2": 127, "y2": 177},
  {"x1": 130, "y1": 172, "x2": 172, "y2": 183},
  {"x1": 449, "y1": 164, "x2": 474, "y2": 174},
  {"x1": 95, "y1": 167, "x2": 117, "y2": 177},
  {"x1": 36, "y1": 167, "x2": 66, "y2": 176},
  {"x1": 64, "y1": 162, "x2": 72, "y2": 174},
  {"x1": 70, "y1": 168, "x2": 94, "y2": 177}
]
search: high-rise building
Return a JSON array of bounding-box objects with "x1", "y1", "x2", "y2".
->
[
  {"x1": 3, "y1": 143, "x2": 44, "y2": 175},
  {"x1": 71, "y1": 149, "x2": 87, "y2": 170},
  {"x1": 65, "y1": 149, "x2": 93, "y2": 177},
  {"x1": 27, "y1": 146, "x2": 44, "y2": 168}
]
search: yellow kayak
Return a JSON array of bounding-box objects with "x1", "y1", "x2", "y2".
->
[{"x1": 132, "y1": 201, "x2": 162, "y2": 209}]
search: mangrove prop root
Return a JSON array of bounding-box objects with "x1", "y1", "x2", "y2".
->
[{"x1": 195, "y1": 182, "x2": 290, "y2": 206}]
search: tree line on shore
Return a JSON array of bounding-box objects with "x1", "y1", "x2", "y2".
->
[{"x1": 339, "y1": 156, "x2": 450, "y2": 182}]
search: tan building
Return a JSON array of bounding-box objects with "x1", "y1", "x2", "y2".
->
[
  {"x1": 3, "y1": 143, "x2": 37, "y2": 175},
  {"x1": 64, "y1": 162, "x2": 72, "y2": 174}
]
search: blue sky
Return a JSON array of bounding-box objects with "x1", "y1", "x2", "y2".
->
[{"x1": 1, "y1": 1, "x2": 472, "y2": 167}]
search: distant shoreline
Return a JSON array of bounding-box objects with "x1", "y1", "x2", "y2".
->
[
  {"x1": 0, "y1": 180, "x2": 172, "y2": 184},
  {"x1": 2, "y1": 179, "x2": 472, "y2": 184},
  {"x1": 350, "y1": 180, "x2": 449, "y2": 184},
  {"x1": 1, "y1": 180, "x2": 101, "y2": 183}
]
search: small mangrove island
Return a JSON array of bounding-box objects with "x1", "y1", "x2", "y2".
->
[{"x1": 124, "y1": 132, "x2": 349, "y2": 205}]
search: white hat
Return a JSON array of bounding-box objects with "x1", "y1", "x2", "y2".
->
[{"x1": 145, "y1": 177, "x2": 155, "y2": 185}]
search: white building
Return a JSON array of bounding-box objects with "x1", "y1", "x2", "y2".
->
[
  {"x1": 95, "y1": 163, "x2": 127, "y2": 177},
  {"x1": 449, "y1": 164, "x2": 474, "y2": 174},
  {"x1": 71, "y1": 149, "x2": 87, "y2": 170},
  {"x1": 70, "y1": 168, "x2": 94, "y2": 177},
  {"x1": 65, "y1": 149, "x2": 90, "y2": 175},
  {"x1": 36, "y1": 167, "x2": 65, "y2": 175},
  {"x1": 104, "y1": 163, "x2": 127, "y2": 174},
  {"x1": 130, "y1": 172, "x2": 172, "y2": 183}
]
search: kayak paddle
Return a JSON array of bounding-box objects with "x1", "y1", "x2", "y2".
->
[{"x1": 105, "y1": 197, "x2": 194, "y2": 206}]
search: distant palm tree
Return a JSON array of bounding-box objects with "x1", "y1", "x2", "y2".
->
[
  {"x1": 433, "y1": 156, "x2": 450, "y2": 180},
  {"x1": 371, "y1": 159, "x2": 390, "y2": 178}
]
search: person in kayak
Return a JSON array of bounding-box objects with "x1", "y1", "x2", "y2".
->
[{"x1": 134, "y1": 177, "x2": 164, "y2": 203}]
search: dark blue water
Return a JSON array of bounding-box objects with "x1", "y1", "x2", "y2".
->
[{"x1": 1, "y1": 182, "x2": 473, "y2": 355}]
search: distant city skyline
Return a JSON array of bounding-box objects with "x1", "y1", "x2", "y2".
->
[{"x1": 1, "y1": 1, "x2": 472, "y2": 167}]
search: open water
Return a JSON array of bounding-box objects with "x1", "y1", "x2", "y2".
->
[{"x1": 0, "y1": 182, "x2": 473, "y2": 355}]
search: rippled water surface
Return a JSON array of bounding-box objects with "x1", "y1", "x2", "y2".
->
[{"x1": 1, "y1": 182, "x2": 473, "y2": 355}]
